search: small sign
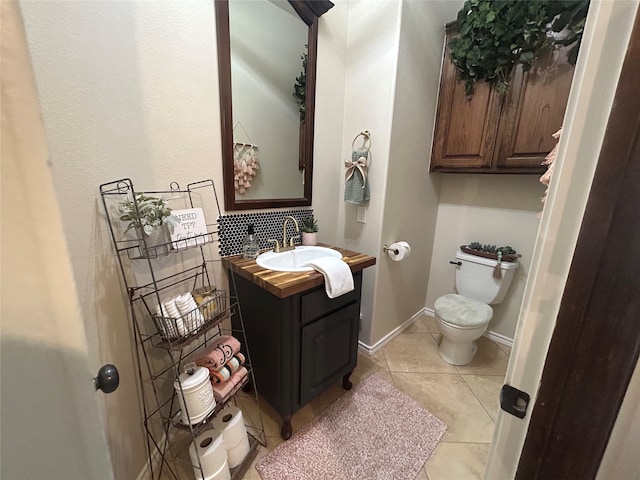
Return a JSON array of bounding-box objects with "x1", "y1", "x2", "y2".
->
[{"x1": 170, "y1": 208, "x2": 208, "y2": 249}]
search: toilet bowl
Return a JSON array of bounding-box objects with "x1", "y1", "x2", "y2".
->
[
  {"x1": 435, "y1": 294, "x2": 493, "y2": 365},
  {"x1": 434, "y1": 249, "x2": 519, "y2": 365}
]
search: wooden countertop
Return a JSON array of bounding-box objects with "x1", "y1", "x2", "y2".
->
[{"x1": 222, "y1": 244, "x2": 376, "y2": 298}]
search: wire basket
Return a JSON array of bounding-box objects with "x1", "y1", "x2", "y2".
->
[{"x1": 152, "y1": 288, "x2": 227, "y2": 340}]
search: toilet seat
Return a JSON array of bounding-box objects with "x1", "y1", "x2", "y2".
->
[{"x1": 434, "y1": 294, "x2": 493, "y2": 328}]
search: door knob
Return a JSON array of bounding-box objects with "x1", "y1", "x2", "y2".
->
[{"x1": 94, "y1": 364, "x2": 119, "y2": 394}]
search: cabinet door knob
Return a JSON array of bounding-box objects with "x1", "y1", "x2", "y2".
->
[{"x1": 94, "y1": 364, "x2": 119, "y2": 394}]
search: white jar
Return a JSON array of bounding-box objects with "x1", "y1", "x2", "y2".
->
[{"x1": 174, "y1": 364, "x2": 215, "y2": 425}]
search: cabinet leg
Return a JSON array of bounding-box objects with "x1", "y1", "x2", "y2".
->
[
  {"x1": 280, "y1": 416, "x2": 292, "y2": 441},
  {"x1": 342, "y1": 371, "x2": 353, "y2": 390}
]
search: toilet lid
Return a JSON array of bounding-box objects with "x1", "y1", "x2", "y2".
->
[{"x1": 434, "y1": 294, "x2": 493, "y2": 327}]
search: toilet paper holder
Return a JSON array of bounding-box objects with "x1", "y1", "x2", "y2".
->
[{"x1": 383, "y1": 244, "x2": 399, "y2": 255}]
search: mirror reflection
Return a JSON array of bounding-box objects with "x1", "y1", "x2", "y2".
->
[{"x1": 230, "y1": 0, "x2": 307, "y2": 200}]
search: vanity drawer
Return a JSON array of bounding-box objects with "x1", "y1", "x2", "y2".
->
[{"x1": 300, "y1": 272, "x2": 362, "y2": 325}]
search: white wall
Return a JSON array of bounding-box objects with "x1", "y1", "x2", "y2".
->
[
  {"x1": 336, "y1": 0, "x2": 462, "y2": 348},
  {"x1": 373, "y1": 0, "x2": 462, "y2": 345},
  {"x1": 426, "y1": 174, "x2": 543, "y2": 340},
  {"x1": 337, "y1": 0, "x2": 403, "y2": 346},
  {"x1": 20, "y1": 1, "x2": 224, "y2": 477},
  {"x1": 312, "y1": 1, "x2": 348, "y2": 247}
]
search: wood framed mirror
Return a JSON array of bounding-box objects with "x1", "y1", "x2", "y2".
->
[{"x1": 215, "y1": 0, "x2": 333, "y2": 211}]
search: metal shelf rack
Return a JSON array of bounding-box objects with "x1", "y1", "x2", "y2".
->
[{"x1": 100, "y1": 178, "x2": 265, "y2": 480}]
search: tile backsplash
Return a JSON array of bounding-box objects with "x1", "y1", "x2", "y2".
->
[{"x1": 218, "y1": 209, "x2": 313, "y2": 257}]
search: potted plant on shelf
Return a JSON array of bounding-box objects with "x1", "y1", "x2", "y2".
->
[
  {"x1": 118, "y1": 193, "x2": 179, "y2": 257},
  {"x1": 301, "y1": 215, "x2": 318, "y2": 246}
]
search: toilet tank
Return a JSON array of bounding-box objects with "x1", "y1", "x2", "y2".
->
[{"x1": 455, "y1": 250, "x2": 519, "y2": 304}]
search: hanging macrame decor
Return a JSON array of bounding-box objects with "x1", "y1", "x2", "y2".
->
[
  {"x1": 232, "y1": 122, "x2": 260, "y2": 194},
  {"x1": 344, "y1": 130, "x2": 371, "y2": 205}
]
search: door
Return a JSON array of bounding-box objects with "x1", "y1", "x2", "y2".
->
[
  {"x1": 0, "y1": 3, "x2": 114, "y2": 478},
  {"x1": 485, "y1": 2, "x2": 639, "y2": 478}
]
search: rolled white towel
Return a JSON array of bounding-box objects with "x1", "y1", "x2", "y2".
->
[
  {"x1": 175, "y1": 293, "x2": 205, "y2": 333},
  {"x1": 163, "y1": 299, "x2": 186, "y2": 337},
  {"x1": 155, "y1": 302, "x2": 180, "y2": 338}
]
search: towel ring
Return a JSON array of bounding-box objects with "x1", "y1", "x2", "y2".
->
[{"x1": 351, "y1": 130, "x2": 371, "y2": 153}]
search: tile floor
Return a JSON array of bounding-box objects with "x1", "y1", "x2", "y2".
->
[{"x1": 240, "y1": 313, "x2": 512, "y2": 480}]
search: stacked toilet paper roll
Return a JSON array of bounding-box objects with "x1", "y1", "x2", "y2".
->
[
  {"x1": 212, "y1": 406, "x2": 250, "y2": 469},
  {"x1": 189, "y1": 429, "x2": 230, "y2": 480},
  {"x1": 387, "y1": 241, "x2": 411, "y2": 262}
]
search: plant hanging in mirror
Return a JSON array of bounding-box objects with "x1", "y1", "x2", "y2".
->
[
  {"x1": 449, "y1": 0, "x2": 589, "y2": 95},
  {"x1": 293, "y1": 46, "x2": 308, "y2": 121}
]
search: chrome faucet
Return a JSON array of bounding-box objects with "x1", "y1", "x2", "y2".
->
[{"x1": 268, "y1": 216, "x2": 299, "y2": 253}]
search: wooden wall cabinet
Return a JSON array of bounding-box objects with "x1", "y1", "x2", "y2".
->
[{"x1": 430, "y1": 24, "x2": 575, "y2": 174}]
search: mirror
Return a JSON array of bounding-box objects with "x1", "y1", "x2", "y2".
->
[{"x1": 215, "y1": 0, "x2": 333, "y2": 211}]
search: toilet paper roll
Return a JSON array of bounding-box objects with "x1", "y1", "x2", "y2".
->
[
  {"x1": 213, "y1": 406, "x2": 248, "y2": 448},
  {"x1": 226, "y1": 435, "x2": 250, "y2": 469},
  {"x1": 209, "y1": 460, "x2": 231, "y2": 480},
  {"x1": 189, "y1": 429, "x2": 227, "y2": 480},
  {"x1": 387, "y1": 241, "x2": 411, "y2": 262}
]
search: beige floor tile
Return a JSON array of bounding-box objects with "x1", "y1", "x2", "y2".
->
[
  {"x1": 350, "y1": 349, "x2": 389, "y2": 383},
  {"x1": 406, "y1": 314, "x2": 439, "y2": 334},
  {"x1": 497, "y1": 341, "x2": 513, "y2": 357},
  {"x1": 454, "y1": 337, "x2": 510, "y2": 376},
  {"x1": 392, "y1": 372, "x2": 496, "y2": 443},
  {"x1": 425, "y1": 442, "x2": 491, "y2": 480},
  {"x1": 382, "y1": 333, "x2": 457, "y2": 374},
  {"x1": 462, "y1": 375, "x2": 504, "y2": 421},
  {"x1": 415, "y1": 466, "x2": 430, "y2": 480}
]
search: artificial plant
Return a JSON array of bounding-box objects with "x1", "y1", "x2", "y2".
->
[
  {"x1": 118, "y1": 193, "x2": 179, "y2": 236},
  {"x1": 449, "y1": 0, "x2": 589, "y2": 94},
  {"x1": 293, "y1": 47, "x2": 308, "y2": 120},
  {"x1": 301, "y1": 215, "x2": 318, "y2": 233}
]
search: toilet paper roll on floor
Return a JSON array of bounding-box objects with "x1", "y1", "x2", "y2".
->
[
  {"x1": 189, "y1": 429, "x2": 229, "y2": 480},
  {"x1": 212, "y1": 406, "x2": 250, "y2": 468},
  {"x1": 226, "y1": 435, "x2": 250, "y2": 469},
  {"x1": 387, "y1": 241, "x2": 411, "y2": 261}
]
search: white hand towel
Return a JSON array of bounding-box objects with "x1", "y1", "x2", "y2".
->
[{"x1": 306, "y1": 256, "x2": 354, "y2": 299}]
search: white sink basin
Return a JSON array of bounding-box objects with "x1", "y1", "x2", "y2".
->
[{"x1": 256, "y1": 246, "x2": 342, "y2": 272}]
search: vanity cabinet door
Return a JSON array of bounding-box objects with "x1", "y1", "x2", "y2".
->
[{"x1": 300, "y1": 302, "x2": 359, "y2": 405}]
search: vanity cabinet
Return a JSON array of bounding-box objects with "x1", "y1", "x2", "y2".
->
[
  {"x1": 230, "y1": 271, "x2": 362, "y2": 440},
  {"x1": 430, "y1": 23, "x2": 575, "y2": 174}
]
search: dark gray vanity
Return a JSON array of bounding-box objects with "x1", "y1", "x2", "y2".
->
[{"x1": 224, "y1": 245, "x2": 375, "y2": 439}]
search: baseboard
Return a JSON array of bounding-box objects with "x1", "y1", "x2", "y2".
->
[
  {"x1": 423, "y1": 307, "x2": 513, "y2": 347},
  {"x1": 358, "y1": 308, "x2": 427, "y2": 355},
  {"x1": 483, "y1": 329, "x2": 514, "y2": 348}
]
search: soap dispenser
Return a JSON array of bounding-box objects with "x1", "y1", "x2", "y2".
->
[{"x1": 242, "y1": 224, "x2": 259, "y2": 259}]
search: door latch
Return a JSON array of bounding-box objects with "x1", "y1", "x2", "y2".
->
[{"x1": 500, "y1": 384, "x2": 530, "y2": 419}]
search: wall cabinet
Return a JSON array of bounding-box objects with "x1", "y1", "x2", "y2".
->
[
  {"x1": 430, "y1": 23, "x2": 575, "y2": 174},
  {"x1": 230, "y1": 270, "x2": 362, "y2": 440}
]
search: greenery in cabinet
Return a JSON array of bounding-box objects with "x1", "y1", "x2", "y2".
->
[{"x1": 449, "y1": 0, "x2": 589, "y2": 94}]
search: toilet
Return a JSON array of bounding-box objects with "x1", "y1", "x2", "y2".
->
[{"x1": 435, "y1": 250, "x2": 518, "y2": 365}]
